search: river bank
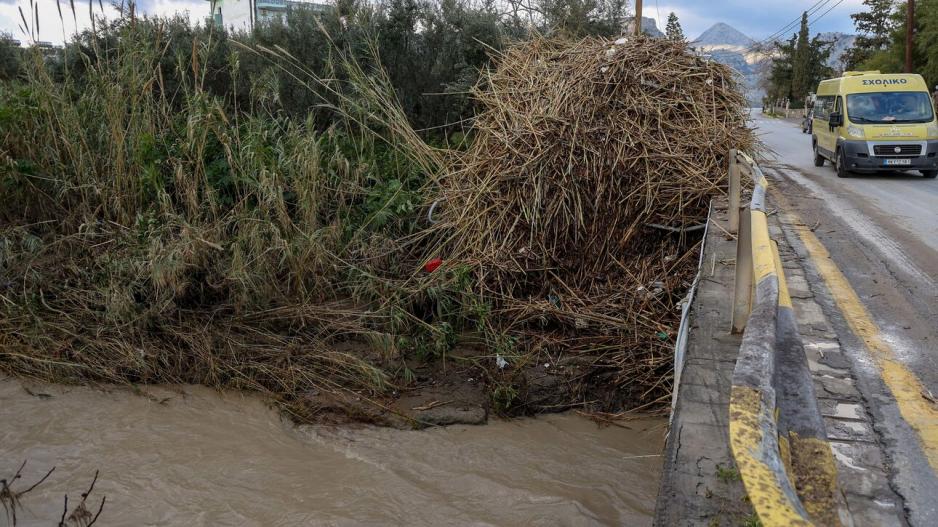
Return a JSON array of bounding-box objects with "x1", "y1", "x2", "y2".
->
[{"x1": 0, "y1": 377, "x2": 665, "y2": 526}]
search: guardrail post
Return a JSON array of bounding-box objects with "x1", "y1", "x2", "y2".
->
[
  {"x1": 728, "y1": 149, "x2": 740, "y2": 234},
  {"x1": 731, "y1": 209, "x2": 753, "y2": 334}
]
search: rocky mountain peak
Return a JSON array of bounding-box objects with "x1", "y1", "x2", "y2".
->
[{"x1": 693, "y1": 22, "x2": 755, "y2": 47}]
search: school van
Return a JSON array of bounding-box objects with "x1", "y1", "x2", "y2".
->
[{"x1": 811, "y1": 71, "x2": 938, "y2": 179}]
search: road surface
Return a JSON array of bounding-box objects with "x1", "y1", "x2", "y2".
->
[{"x1": 754, "y1": 111, "x2": 938, "y2": 526}]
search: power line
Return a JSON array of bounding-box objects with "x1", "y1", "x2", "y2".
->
[
  {"x1": 809, "y1": 0, "x2": 846, "y2": 25},
  {"x1": 745, "y1": 0, "x2": 832, "y2": 53},
  {"x1": 758, "y1": 0, "x2": 829, "y2": 44}
]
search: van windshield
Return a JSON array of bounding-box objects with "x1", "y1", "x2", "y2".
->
[{"x1": 846, "y1": 92, "x2": 934, "y2": 124}]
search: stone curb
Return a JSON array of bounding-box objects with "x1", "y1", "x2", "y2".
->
[{"x1": 728, "y1": 153, "x2": 841, "y2": 526}]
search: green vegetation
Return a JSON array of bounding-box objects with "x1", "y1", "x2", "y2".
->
[
  {"x1": 842, "y1": 0, "x2": 894, "y2": 70},
  {"x1": 716, "y1": 464, "x2": 741, "y2": 484},
  {"x1": 0, "y1": 7, "x2": 481, "y2": 422},
  {"x1": 665, "y1": 12, "x2": 685, "y2": 42},
  {"x1": 0, "y1": 34, "x2": 22, "y2": 81},
  {"x1": 844, "y1": 0, "x2": 938, "y2": 89},
  {"x1": 764, "y1": 12, "x2": 833, "y2": 106}
]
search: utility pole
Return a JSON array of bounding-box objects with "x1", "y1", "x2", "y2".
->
[
  {"x1": 906, "y1": 0, "x2": 915, "y2": 73},
  {"x1": 635, "y1": 0, "x2": 643, "y2": 36}
]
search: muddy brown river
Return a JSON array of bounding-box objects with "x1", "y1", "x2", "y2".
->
[{"x1": 0, "y1": 377, "x2": 664, "y2": 526}]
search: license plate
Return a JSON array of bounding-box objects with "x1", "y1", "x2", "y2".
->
[{"x1": 884, "y1": 158, "x2": 912, "y2": 166}]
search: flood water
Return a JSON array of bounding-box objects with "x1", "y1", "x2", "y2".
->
[{"x1": 1, "y1": 377, "x2": 665, "y2": 526}]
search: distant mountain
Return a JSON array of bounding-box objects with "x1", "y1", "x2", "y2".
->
[
  {"x1": 693, "y1": 22, "x2": 755, "y2": 50},
  {"x1": 817, "y1": 32, "x2": 857, "y2": 71},
  {"x1": 690, "y1": 23, "x2": 765, "y2": 104},
  {"x1": 642, "y1": 17, "x2": 665, "y2": 38},
  {"x1": 688, "y1": 23, "x2": 858, "y2": 104}
]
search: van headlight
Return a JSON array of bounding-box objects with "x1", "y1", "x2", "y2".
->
[
  {"x1": 847, "y1": 125, "x2": 865, "y2": 139},
  {"x1": 927, "y1": 124, "x2": 938, "y2": 139}
]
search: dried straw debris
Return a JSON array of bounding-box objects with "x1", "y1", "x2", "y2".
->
[{"x1": 434, "y1": 35, "x2": 754, "y2": 411}]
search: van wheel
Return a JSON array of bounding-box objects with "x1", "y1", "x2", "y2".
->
[
  {"x1": 836, "y1": 149, "x2": 851, "y2": 178},
  {"x1": 813, "y1": 143, "x2": 825, "y2": 167},
  {"x1": 922, "y1": 170, "x2": 938, "y2": 179}
]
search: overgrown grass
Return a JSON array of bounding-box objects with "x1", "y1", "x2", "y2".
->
[{"x1": 0, "y1": 13, "x2": 484, "y2": 422}]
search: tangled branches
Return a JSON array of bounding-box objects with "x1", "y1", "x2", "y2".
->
[
  {"x1": 1, "y1": 462, "x2": 104, "y2": 527},
  {"x1": 434, "y1": 35, "x2": 754, "y2": 409}
]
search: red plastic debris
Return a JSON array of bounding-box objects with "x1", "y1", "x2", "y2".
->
[{"x1": 424, "y1": 258, "x2": 443, "y2": 273}]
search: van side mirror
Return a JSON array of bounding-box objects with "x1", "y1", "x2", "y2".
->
[{"x1": 829, "y1": 112, "x2": 844, "y2": 127}]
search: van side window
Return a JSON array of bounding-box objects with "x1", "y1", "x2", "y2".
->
[{"x1": 815, "y1": 96, "x2": 832, "y2": 120}]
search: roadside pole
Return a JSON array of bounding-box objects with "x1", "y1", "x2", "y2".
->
[
  {"x1": 634, "y1": 0, "x2": 643, "y2": 36},
  {"x1": 906, "y1": 0, "x2": 915, "y2": 73},
  {"x1": 728, "y1": 149, "x2": 740, "y2": 234}
]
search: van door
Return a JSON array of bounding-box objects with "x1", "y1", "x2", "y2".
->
[
  {"x1": 824, "y1": 95, "x2": 845, "y2": 154},
  {"x1": 813, "y1": 96, "x2": 833, "y2": 156}
]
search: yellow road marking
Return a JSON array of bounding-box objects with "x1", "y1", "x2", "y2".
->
[{"x1": 775, "y1": 194, "x2": 938, "y2": 470}]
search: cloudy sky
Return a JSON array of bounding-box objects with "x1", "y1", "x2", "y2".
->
[
  {"x1": 654, "y1": 0, "x2": 865, "y2": 40},
  {"x1": 1, "y1": 0, "x2": 866, "y2": 45}
]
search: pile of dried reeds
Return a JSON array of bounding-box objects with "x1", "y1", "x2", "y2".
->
[{"x1": 434, "y1": 35, "x2": 754, "y2": 410}]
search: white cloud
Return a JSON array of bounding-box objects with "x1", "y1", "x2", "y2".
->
[
  {"x1": 148, "y1": 0, "x2": 206, "y2": 20},
  {"x1": 0, "y1": 0, "x2": 118, "y2": 43}
]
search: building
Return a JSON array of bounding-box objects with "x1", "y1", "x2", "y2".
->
[{"x1": 207, "y1": 0, "x2": 330, "y2": 32}]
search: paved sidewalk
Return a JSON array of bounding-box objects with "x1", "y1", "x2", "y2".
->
[{"x1": 654, "y1": 204, "x2": 752, "y2": 527}]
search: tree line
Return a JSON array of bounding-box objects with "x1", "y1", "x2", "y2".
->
[
  {"x1": 763, "y1": 12, "x2": 834, "y2": 108},
  {"x1": 843, "y1": 0, "x2": 938, "y2": 90},
  {"x1": 770, "y1": 0, "x2": 938, "y2": 101}
]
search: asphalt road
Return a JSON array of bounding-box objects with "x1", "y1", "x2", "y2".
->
[
  {"x1": 757, "y1": 113, "x2": 938, "y2": 257},
  {"x1": 753, "y1": 111, "x2": 938, "y2": 525}
]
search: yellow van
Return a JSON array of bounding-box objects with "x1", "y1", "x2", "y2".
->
[{"x1": 811, "y1": 71, "x2": 938, "y2": 179}]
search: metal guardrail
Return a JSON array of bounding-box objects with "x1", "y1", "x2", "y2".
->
[
  {"x1": 670, "y1": 200, "x2": 713, "y2": 419},
  {"x1": 727, "y1": 150, "x2": 842, "y2": 527}
]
